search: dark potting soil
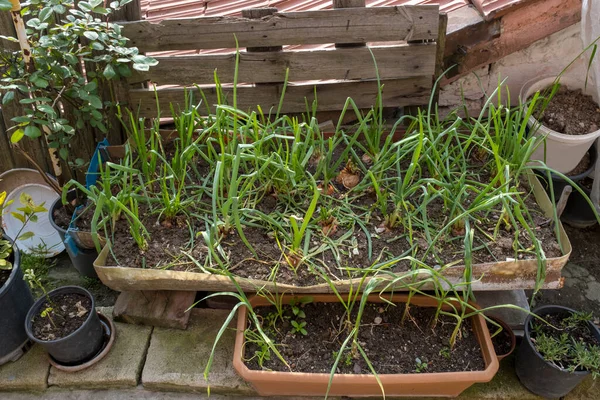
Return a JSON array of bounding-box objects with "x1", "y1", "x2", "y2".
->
[
  {"x1": 244, "y1": 302, "x2": 486, "y2": 374},
  {"x1": 540, "y1": 88, "x2": 600, "y2": 135},
  {"x1": 30, "y1": 293, "x2": 91, "y2": 341},
  {"x1": 488, "y1": 321, "x2": 512, "y2": 356},
  {"x1": 74, "y1": 203, "x2": 95, "y2": 231},
  {"x1": 53, "y1": 205, "x2": 73, "y2": 230},
  {"x1": 530, "y1": 312, "x2": 600, "y2": 371},
  {"x1": 567, "y1": 151, "x2": 592, "y2": 176}
]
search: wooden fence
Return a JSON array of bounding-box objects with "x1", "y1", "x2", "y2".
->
[{"x1": 0, "y1": 1, "x2": 445, "y2": 179}]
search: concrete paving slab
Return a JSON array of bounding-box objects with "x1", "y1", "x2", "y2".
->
[
  {"x1": 0, "y1": 344, "x2": 49, "y2": 391},
  {"x1": 142, "y1": 308, "x2": 254, "y2": 395},
  {"x1": 49, "y1": 307, "x2": 152, "y2": 389}
]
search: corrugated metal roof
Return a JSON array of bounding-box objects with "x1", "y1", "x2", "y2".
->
[{"x1": 141, "y1": 0, "x2": 469, "y2": 22}]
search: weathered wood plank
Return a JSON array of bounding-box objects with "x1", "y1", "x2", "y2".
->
[
  {"x1": 0, "y1": 109, "x2": 15, "y2": 173},
  {"x1": 128, "y1": 44, "x2": 436, "y2": 85},
  {"x1": 122, "y1": 6, "x2": 439, "y2": 53},
  {"x1": 129, "y1": 77, "x2": 433, "y2": 118}
]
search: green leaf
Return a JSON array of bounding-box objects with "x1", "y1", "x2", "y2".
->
[
  {"x1": 84, "y1": 81, "x2": 97, "y2": 92},
  {"x1": 10, "y1": 129, "x2": 24, "y2": 143},
  {"x1": 59, "y1": 148, "x2": 68, "y2": 160},
  {"x1": 39, "y1": 7, "x2": 53, "y2": 22},
  {"x1": 88, "y1": 95, "x2": 102, "y2": 109},
  {"x1": 103, "y1": 64, "x2": 116, "y2": 79},
  {"x1": 24, "y1": 125, "x2": 42, "y2": 138},
  {"x1": 90, "y1": 42, "x2": 104, "y2": 51},
  {"x1": 32, "y1": 78, "x2": 49, "y2": 88},
  {"x1": 132, "y1": 63, "x2": 150, "y2": 72},
  {"x1": 0, "y1": 0, "x2": 12, "y2": 11},
  {"x1": 52, "y1": 4, "x2": 66, "y2": 13},
  {"x1": 64, "y1": 53, "x2": 78, "y2": 65},
  {"x1": 83, "y1": 31, "x2": 99, "y2": 41},
  {"x1": 18, "y1": 232, "x2": 34, "y2": 241},
  {"x1": 29, "y1": 215, "x2": 38, "y2": 223},
  {"x1": 2, "y1": 91, "x2": 14, "y2": 105},
  {"x1": 37, "y1": 104, "x2": 56, "y2": 115},
  {"x1": 10, "y1": 212, "x2": 25, "y2": 223},
  {"x1": 0, "y1": 35, "x2": 18, "y2": 43}
]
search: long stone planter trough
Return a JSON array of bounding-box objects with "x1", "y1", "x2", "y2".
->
[{"x1": 92, "y1": 170, "x2": 571, "y2": 293}]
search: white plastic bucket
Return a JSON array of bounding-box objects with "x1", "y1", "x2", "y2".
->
[{"x1": 521, "y1": 76, "x2": 600, "y2": 174}]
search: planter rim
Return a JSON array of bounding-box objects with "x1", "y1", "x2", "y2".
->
[
  {"x1": 524, "y1": 305, "x2": 595, "y2": 377},
  {"x1": 0, "y1": 235, "x2": 21, "y2": 299},
  {"x1": 25, "y1": 285, "x2": 96, "y2": 345},
  {"x1": 521, "y1": 76, "x2": 600, "y2": 141},
  {"x1": 234, "y1": 294, "x2": 499, "y2": 384},
  {"x1": 548, "y1": 143, "x2": 598, "y2": 181},
  {"x1": 487, "y1": 315, "x2": 516, "y2": 360}
]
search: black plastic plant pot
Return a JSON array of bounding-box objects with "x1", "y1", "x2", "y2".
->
[
  {"x1": 49, "y1": 190, "x2": 77, "y2": 241},
  {"x1": 65, "y1": 244, "x2": 99, "y2": 279},
  {"x1": 0, "y1": 236, "x2": 34, "y2": 365},
  {"x1": 24, "y1": 286, "x2": 104, "y2": 365},
  {"x1": 515, "y1": 305, "x2": 600, "y2": 398},
  {"x1": 535, "y1": 144, "x2": 598, "y2": 228}
]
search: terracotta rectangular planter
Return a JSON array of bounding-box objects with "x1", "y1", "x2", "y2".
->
[
  {"x1": 92, "y1": 170, "x2": 571, "y2": 293},
  {"x1": 233, "y1": 294, "x2": 499, "y2": 397}
]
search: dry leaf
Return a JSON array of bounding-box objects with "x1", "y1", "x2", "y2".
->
[{"x1": 336, "y1": 169, "x2": 360, "y2": 189}]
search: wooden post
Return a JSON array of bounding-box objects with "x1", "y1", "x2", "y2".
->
[
  {"x1": 333, "y1": 0, "x2": 366, "y2": 48},
  {"x1": 241, "y1": 8, "x2": 282, "y2": 53},
  {"x1": 432, "y1": 13, "x2": 448, "y2": 105}
]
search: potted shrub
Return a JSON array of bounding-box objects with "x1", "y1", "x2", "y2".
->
[
  {"x1": 0, "y1": 0, "x2": 157, "y2": 182},
  {"x1": 24, "y1": 283, "x2": 105, "y2": 365},
  {"x1": 516, "y1": 305, "x2": 600, "y2": 398},
  {"x1": 0, "y1": 234, "x2": 33, "y2": 365},
  {"x1": 0, "y1": 190, "x2": 48, "y2": 365},
  {"x1": 521, "y1": 76, "x2": 600, "y2": 174}
]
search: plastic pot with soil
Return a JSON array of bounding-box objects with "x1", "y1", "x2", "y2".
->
[
  {"x1": 232, "y1": 294, "x2": 499, "y2": 397},
  {"x1": 521, "y1": 76, "x2": 600, "y2": 174},
  {"x1": 49, "y1": 194, "x2": 99, "y2": 279},
  {"x1": 24, "y1": 286, "x2": 106, "y2": 365},
  {"x1": 487, "y1": 316, "x2": 516, "y2": 361},
  {"x1": 516, "y1": 305, "x2": 600, "y2": 398},
  {"x1": 535, "y1": 143, "x2": 599, "y2": 228},
  {"x1": 0, "y1": 236, "x2": 34, "y2": 366}
]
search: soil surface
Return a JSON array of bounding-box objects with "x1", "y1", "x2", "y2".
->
[
  {"x1": 529, "y1": 311, "x2": 599, "y2": 371},
  {"x1": 540, "y1": 88, "x2": 600, "y2": 135},
  {"x1": 244, "y1": 301, "x2": 486, "y2": 374},
  {"x1": 567, "y1": 150, "x2": 592, "y2": 176},
  {"x1": 488, "y1": 321, "x2": 512, "y2": 356},
  {"x1": 74, "y1": 203, "x2": 94, "y2": 231},
  {"x1": 31, "y1": 293, "x2": 91, "y2": 341},
  {"x1": 53, "y1": 205, "x2": 72, "y2": 230}
]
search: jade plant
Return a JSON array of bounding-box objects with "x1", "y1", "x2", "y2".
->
[{"x1": 0, "y1": 0, "x2": 157, "y2": 167}]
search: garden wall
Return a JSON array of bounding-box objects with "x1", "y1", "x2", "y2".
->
[{"x1": 439, "y1": 23, "x2": 589, "y2": 114}]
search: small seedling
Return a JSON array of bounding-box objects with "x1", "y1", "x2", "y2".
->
[
  {"x1": 439, "y1": 347, "x2": 451, "y2": 360},
  {"x1": 40, "y1": 307, "x2": 57, "y2": 328},
  {"x1": 414, "y1": 357, "x2": 429, "y2": 373},
  {"x1": 291, "y1": 320, "x2": 308, "y2": 336},
  {"x1": 332, "y1": 349, "x2": 353, "y2": 367}
]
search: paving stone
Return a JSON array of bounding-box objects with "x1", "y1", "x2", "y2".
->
[
  {"x1": 585, "y1": 281, "x2": 600, "y2": 303},
  {"x1": 563, "y1": 263, "x2": 591, "y2": 279},
  {"x1": 142, "y1": 308, "x2": 254, "y2": 395},
  {"x1": 49, "y1": 307, "x2": 152, "y2": 389},
  {"x1": 0, "y1": 344, "x2": 49, "y2": 391},
  {"x1": 460, "y1": 356, "x2": 541, "y2": 399}
]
